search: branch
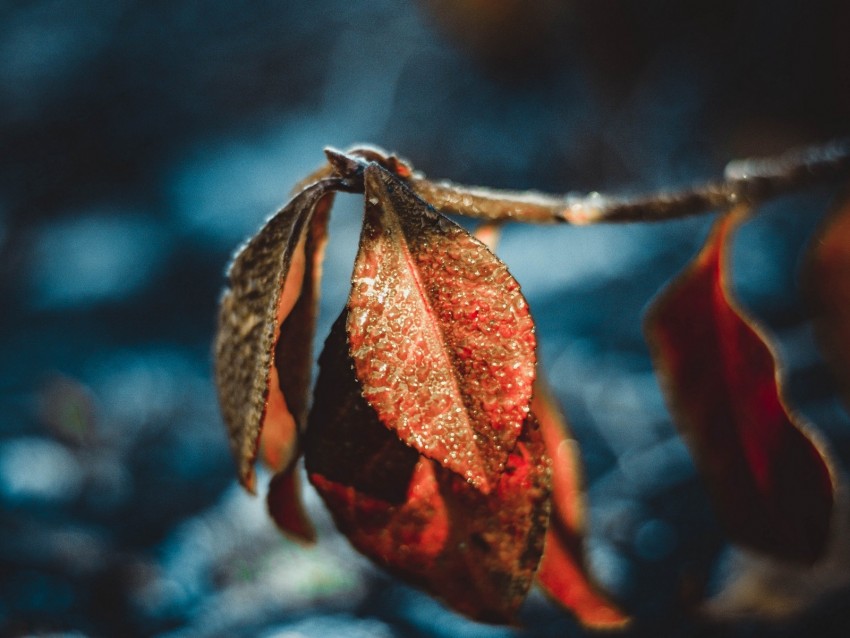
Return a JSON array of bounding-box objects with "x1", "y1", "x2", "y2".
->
[
  {"x1": 322, "y1": 139, "x2": 850, "y2": 225},
  {"x1": 410, "y1": 138, "x2": 850, "y2": 224}
]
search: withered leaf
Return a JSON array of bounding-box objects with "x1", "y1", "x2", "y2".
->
[
  {"x1": 645, "y1": 207, "x2": 835, "y2": 564},
  {"x1": 258, "y1": 193, "x2": 330, "y2": 543},
  {"x1": 215, "y1": 178, "x2": 338, "y2": 494},
  {"x1": 534, "y1": 380, "x2": 630, "y2": 629},
  {"x1": 263, "y1": 198, "x2": 331, "y2": 470},
  {"x1": 303, "y1": 312, "x2": 551, "y2": 623},
  {"x1": 346, "y1": 163, "x2": 536, "y2": 492},
  {"x1": 807, "y1": 188, "x2": 850, "y2": 411}
]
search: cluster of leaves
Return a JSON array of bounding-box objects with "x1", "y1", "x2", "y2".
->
[{"x1": 214, "y1": 144, "x2": 850, "y2": 628}]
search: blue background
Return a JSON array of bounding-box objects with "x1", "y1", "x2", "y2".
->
[{"x1": 2, "y1": 2, "x2": 850, "y2": 636}]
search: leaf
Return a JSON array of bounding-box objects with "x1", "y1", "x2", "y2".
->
[
  {"x1": 806, "y1": 188, "x2": 850, "y2": 410},
  {"x1": 473, "y1": 221, "x2": 504, "y2": 253},
  {"x1": 644, "y1": 207, "x2": 835, "y2": 564},
  {"x1": 263, "y1": 198, "x2": 331, "y2": 472},
  {"x1": 534, "y1": 380, "x2": 630, "y2": 629},
  {"x1": 303, "y1": 312, "x2": 551, "y2": 623},
  {"x1": 346, "y1": 163, "x2": 536, "y2": 492},
  {"x1": 214, "y1": 178, "x2": 338, "y2": 494},
  {"x1": 266, "y1": 463, "x2": 315, "y2": 543}
]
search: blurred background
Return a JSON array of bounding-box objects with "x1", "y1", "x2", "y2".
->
[{"x1": 2, "y1": 1, "x2": 850, "y2": 636}]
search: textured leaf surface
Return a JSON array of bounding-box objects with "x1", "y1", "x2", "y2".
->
[
  {"x1": 214, "y1": 179, "x2": 338, "y2": 492},
  {"x1": 645, "y1": 207, "x2": 835, "y2": 564},
  {"x1": 304, "y1": 313, "x2": 550, "y2": 623},
  {"x1": 807, "y1": 190, "x2": 850, "y2": 410},
  {"x1": 346, "y1": 163, "x2": 536, "y2": 492},
  {"x1": 534, "y1": 381, "x2": 630, "y2": 629},
  {"x1": 262, "y1": 199, "x2": 331, "y2": 472}
]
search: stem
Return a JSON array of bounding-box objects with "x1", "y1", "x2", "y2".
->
[{"x1": 409, "y1": 138, "x2": 850, "y2": 225}]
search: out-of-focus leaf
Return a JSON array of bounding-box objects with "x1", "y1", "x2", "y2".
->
[
  {"x1": 304, "y1": 313, "x2": 550, "y2": 623},
  {"x1": 807, "y1": 188, "x2": 850, "y2": 411},
  {"x1": 214, "y1": 178, "x2": 338, "y2": 494},
  {"x1": 534, "y1": 380, "x2": 630, "y2": 629},
  {"x1": 266, "y1": 463, "x2": 316, "y2": 543},
  {"x1": 645, "y1": 207, "x2": 835, "y2": 564},
  {"x1": 346, "y1": 163, "x2": 536, "y2": 492}
]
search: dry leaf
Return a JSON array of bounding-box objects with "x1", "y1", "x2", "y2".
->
[{"x1": 215, "y1": 178, "x2": 338, "y2": 493}]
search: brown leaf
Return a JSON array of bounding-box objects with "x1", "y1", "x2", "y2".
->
[
  {"x1": 534, "y1": 380, "x2": 630, "y2": 629},
  {"x1": 807, "y1": 188, "x2": 850, "y2": 411},
  {"x1": 303, "y1": 313, "x2": 551, "y2": 623},
  {"x1": 214, "y1": 178, "x2": 338, "y2": 493},
  {"x1": 262, "y1": 198, "x2": 331, "y2": 471},
  {"x1": 346, "y1": 163, "x2": 536, "y2": 492},
  {"x1": 644, "y1": 207, "x2": 836, "y2": 564}
]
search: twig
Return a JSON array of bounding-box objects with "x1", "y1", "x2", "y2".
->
[
  {"x1": 324, "y1": 139, "x2": 850, "y2": 225},
  {"x1": 415, "y1": 138, "x2": 850, "y2": 224}
]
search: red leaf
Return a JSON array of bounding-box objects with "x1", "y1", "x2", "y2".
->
[
  {"x1": 304, "y1": 313, "x2": 550, "y2": 623},
  {"x1": 644, "y1": 207, "x2": 835, "y2": 564},
  {"x1": 346, "y1": 163, "x2": 536, "y2": 492},
  {"x1": 534, "y1": 380, "x2": 630, "y2": 629},
  {"x1": 807, "y1": 189, "x2": 850, "y2": 411},
  {"x1": 266, "y1": 463, "x2": 316, "y2": 543},
  {"x1": 214, "y1": 178, "x2": 337, "y2": 496}
]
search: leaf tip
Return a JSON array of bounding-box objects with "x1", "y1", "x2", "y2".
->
[
  {"x1": 324, "y1": 146, "x2": 363, "y2": 181},
  {"x1": 240, "y1": 466, "x2": 258, "y2": 495},
  {"x1": 267, "y1": 466, "x2": 317, "y2": 544}
]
